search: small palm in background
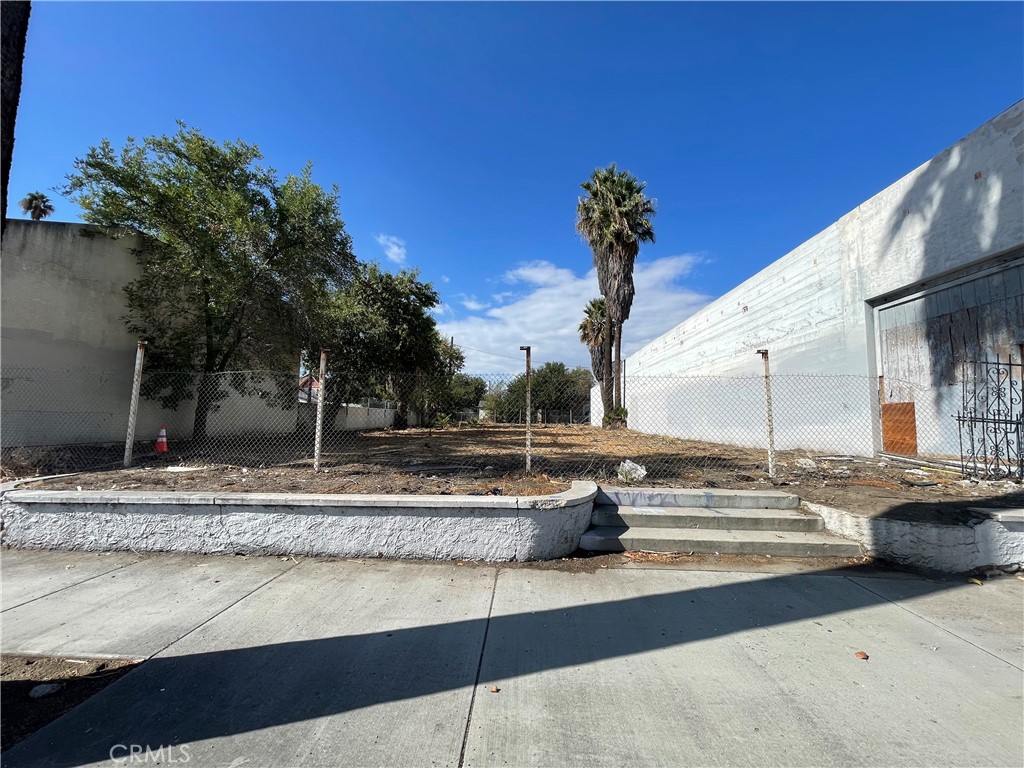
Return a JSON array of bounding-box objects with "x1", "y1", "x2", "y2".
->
[{"x1": 18, "y1": 191, "x2": 54, "y2": 221}]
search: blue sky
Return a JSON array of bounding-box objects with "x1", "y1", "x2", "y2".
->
[{"x1": 7, "y1": 2, "x2": 1023, "y2": 372}]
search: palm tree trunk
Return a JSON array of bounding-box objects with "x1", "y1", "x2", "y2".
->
[
  {"x1": 601, "y1": 314, "x2": 613, "y2": 420},
  {"x1": 613, "y1": 322, "x2": 622, "y2": 412},
  {"x1": 1, "y1": 1, "x2": 31, "y2": 240}
]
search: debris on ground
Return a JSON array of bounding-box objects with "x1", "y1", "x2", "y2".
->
[
  {"x1": 854, "y1": 651, "x2": 869, "y2": 661},
  {"x1": 617, "y1": 460, "x2": 648, "y2": 483},
  {"x1": 27, "y1": 683, "x2": 61, "y2": 699}
]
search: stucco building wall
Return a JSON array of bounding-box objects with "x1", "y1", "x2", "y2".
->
[
  {"x1": 605, "y1": 102, "x2": 1024, "y2": 457},
  {"x1": 0, "y1": 223, "x2": 305, "y2": 446}
]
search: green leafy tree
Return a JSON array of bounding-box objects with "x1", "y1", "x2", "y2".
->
[
  {"x1": 62, "y1": 123, "x2": 356, "y2": 437},
  {"x1": 18, "y1": 190, "x2": 53, "y2": 220},
  {"x1": 576, "y1": 164, "x2": 655, "y2": 418},
  {"x1": 490, "y1": 363, "x2": 592, "y2": 423},
  {"x1": 481, "y1": 382, "x2": 510, "y2": 423},
  {"x1": 314, "y1": 263, "x2": 454, "y2": 429},
  {"x1": 500, "y1": 375, "x2": 528, "y2": 422},
  {"x1": 414, "y1": 337, "x2": 467, "y2": 427},
  {"x1": 447, "y1": 374, "x2": 487, "y2": 412},
  {"x1": 531, "y1": 362, "x2": 593, "y2": 421}
]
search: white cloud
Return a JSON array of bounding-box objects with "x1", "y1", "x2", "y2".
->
[
  {"x1": 375, "y1": 234, "x2": 407, "y2": 264},
  {"x1": 430, "y1": 303, "x2": 455, "y2": 318},
  {"x1": 437, "y1": 254, "x2": 710, "y2": 373},
  {"x1": 460, "y1": 295, "x2": 488, "y2": 312},
  {"x1": 491, "y1": 291, "x2": 516, "y2": 305},
  {"x1": 441, "y1": 275, "x2": 450, "y2": 283}
]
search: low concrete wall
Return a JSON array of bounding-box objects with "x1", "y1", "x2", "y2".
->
[
  {"x1": 806, "y1": 501, "x2": 1024, "y2": 573},
  {"x1": 0, "y1": 482, "x2": 597, "y2": 562},
  {"x1": 333, "y1": 404, "x2": 395, "y2": 431}
]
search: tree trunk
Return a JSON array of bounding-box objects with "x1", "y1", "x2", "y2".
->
[
  {"x1": 613, "y1": 321, "x2": 622, "y2": 412},
  {"x1": 192, "y1": 375, "x2": 216, "y2": 441},
  {"x1": 323, "y1": 390, "x2": 344, "y2": 433},
  {"x1": 601, "y1": 315, "x2": 614, "y2": 422},
  {"x1": 394, "y1": 401, "x2": 409, "y2": 430},
  {"x1": 1, "y1": 1, "x2": 31, "y2": 240}
]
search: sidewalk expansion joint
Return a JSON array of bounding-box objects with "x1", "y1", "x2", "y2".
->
[
  {"x1": 458, "y1": 567, "x2": 499, "y2": 768},
  {"x1": 143, "y1": 558, "x2": 303, "y2": 662},
  {"x1": 0, "y1": 557, "x2": 142, "y2": 613},
  {"x1": 844, "y1": 575, "x2": 1023, "y2": 671}
]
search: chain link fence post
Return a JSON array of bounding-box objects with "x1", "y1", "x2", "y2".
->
[
  {"x1": 123, "y1": 340, "x2": 148, "y2": 468},
  {"x1": 756, "y1": 349, "x2": 776, "y2": 477},
  {"x1": 520, "y1": 345, "x2": 532, "y2": 473},
  {"x1": 313, "y1": 348, "x2": 328, "y2": 472}
]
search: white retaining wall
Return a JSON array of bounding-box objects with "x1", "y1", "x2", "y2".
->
[
  {"x1": 807, "y1": 502, "x2": 1024, "y2": 572},
  {"x1": 0, "y1": 482, "x2": 598, "y2": 562}
]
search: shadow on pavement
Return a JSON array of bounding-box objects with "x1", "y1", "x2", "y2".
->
[{"x1": 2, "y1": 560, "x2": 982, "y2": 768}]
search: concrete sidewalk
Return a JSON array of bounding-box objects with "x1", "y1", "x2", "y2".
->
[{"x1": 2, "y1": 550, "x2": 1022, "y2": 768}]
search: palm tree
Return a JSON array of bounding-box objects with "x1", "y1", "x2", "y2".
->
[
  {"x1": 19, "y1": 191, "x2": 54, "y2": 221},
  {"x1": 576, "y1": 164, "x2": 656, "y2": 413},
  {"x1": 578, "y1": 297, "x2": 611, "y2": 415}
]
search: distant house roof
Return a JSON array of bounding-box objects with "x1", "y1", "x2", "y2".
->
[{"x1": 298, "y1": 374, "x2": 321, "y2": 403}]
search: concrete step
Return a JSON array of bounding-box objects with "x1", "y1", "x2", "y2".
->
[
  {"x1": 579, "y1": 526, "x2": 863, "y2": 558},
  {"x1": 591, "y1": 504, "x2": 823, "y2": 532},
  {"x1": 596, "y1": 486, "x2": 799, "y2": 510}
]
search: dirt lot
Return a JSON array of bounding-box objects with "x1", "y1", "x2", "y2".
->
[
  {"x1": 9, "y1": 424, "x2": 1023, "y2": 519},
  {"x1": 0, "y1": 655, "x2": 140, "y2": 752}
]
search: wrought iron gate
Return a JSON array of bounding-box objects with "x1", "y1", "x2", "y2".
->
[{"x1": 956, "y1": 356, "x2": 1023, "y2": 480}]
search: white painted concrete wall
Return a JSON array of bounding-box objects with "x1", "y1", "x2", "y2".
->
[
  {"x1": 333, "y1": 404, "x2": 395, "y2": 431},
  {"x1": 0, "y1": 368, "x2": 303, "y2": 447},
  {"x1": 807, "y1": 502, "x2": 1024, "y2": 572},
  {"x1": 0, "y1": 482, "x2": 598, "y2": 562},
  {"x1": 609, "y1": 102, "x2": 1024, "y2": 456}
]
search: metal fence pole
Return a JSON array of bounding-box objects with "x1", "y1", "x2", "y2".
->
[
  {"x1": 123, "y1": 340, "x2": 148, "y2": 468},
  {"x1": 622, "y1": 357, "x2": 626, "y2": 414},
  {"x1": 757, "y1": 349, "x2": 776, "y2": 478},
  {"x1": 313, "y1": 348, "x2": 328, "y2": 472},
  {"x1": 520, "y1": 345, "x2": 532, "y2": 473}
]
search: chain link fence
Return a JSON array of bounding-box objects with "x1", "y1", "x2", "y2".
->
[{"x1": 3, "y1": 359, "x2": 1003, "y2": 484}]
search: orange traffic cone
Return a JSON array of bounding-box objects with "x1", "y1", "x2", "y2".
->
[{"x1": 155, "y1": 425, "x2": 169, "y2": 454}]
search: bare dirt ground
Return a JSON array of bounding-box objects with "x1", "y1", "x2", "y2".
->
[
  {"x1": 8, "y1": 424, "x2": 1023, "y2": 519},
  {"x1": 0, "y1": 655, "x2": 140, "y2": 752}
]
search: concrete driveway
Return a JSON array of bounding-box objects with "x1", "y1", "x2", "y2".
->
[{"x1": 2, "y1": 550, "x2": 1022, "y2": 768}]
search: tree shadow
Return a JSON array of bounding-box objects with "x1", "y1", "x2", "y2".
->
[
  {"x1": 1, "y1": 556, "x2": 991, "y2": 768},
  {"x1": 880, "y1": 103, "x2": 1023, "y2": 392}
]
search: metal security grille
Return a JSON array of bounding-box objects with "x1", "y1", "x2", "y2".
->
[{"x1": 957, "y1": 356, "x2": 1024, "y2": 480}]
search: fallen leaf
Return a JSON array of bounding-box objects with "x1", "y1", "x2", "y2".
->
[
  {"x1": 854, "y1": 651, "x2": 869, "y2": 660},
  {"x1": 489, "y1": 685, "x2": 501, "y2": 693},
  {"x1": 967, "y1": 577, "x2": 984, "y2": 586}
]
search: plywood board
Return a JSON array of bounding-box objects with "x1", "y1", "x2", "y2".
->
[{"x1": 882, "y1": 402, "x2": 918, "y2": 456}]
